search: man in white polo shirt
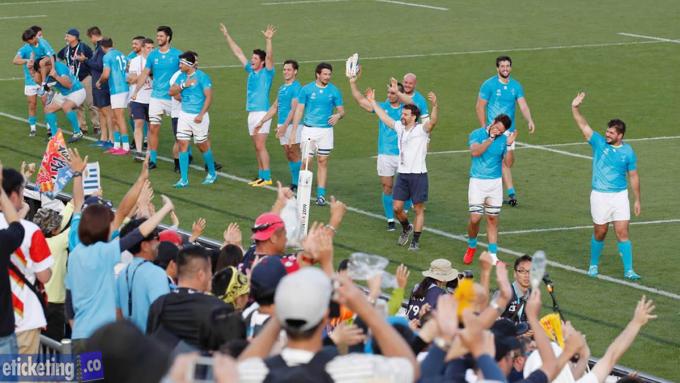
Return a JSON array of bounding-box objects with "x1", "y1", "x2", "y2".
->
[{"x1": 367, "y1": 88, "x2": 439, "y2": 251}]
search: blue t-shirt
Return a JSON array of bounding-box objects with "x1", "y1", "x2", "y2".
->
[
  {"x1": 172, "y1": 70, "x2": 212, "y2": 114},
  {"x1": 479, "y1": 76, "x2": 525, "y2": 132},
  {"x1": 65, "y1": 239, "x2": 121, "y2": 339},
  {"x1": 469, "y1": 127, "x2": 507, "y2": 179},
  {"x1": 48, "y1": 61, "x2": 83, "y2": 95},
  {"x1": 103, "y1": 49, "x2": 129, "y2": 95},
  {"x1": 245, "y1": 64, "x2": 274, "y2": 112},
  {"x1": 376, "y1": 100, "x2": 402, "y2": 156},
  {"x1": 115, "y1": 258, "x2": 170, "y2": 332},
  {"x1": 38, "y1": 37, "x2": 55, "y2": 58},
  {"x1": 16, "y1": 44, "x2": 37, "y2": 86},
  {"x1": 298, "y1": 82, "x2": 343, "y2": 128},
  {"x1": 411, "y1": 91, "x2": 429, "y2": 119},
  {"x1": 145, "y1": 47, "x2": 181, "y2": 100},
  {"x1": 127, "y1": 50, "x2": 138, "y2": 61},
  {"x1": 589, "y1": 132, "x2": 637, "y2": 192},
  {"x1": 277, "y1": 80, "x2": 302, "y2": 125}
]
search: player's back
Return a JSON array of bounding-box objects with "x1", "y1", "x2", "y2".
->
[{"x1": 104, "y1": 49, "x2": 129, "y2": 95}]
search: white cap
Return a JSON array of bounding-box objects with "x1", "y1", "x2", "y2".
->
[{"x1": 274, "y1": 268, "x2": 332, "y2": 333}]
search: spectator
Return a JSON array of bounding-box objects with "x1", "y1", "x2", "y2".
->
[
  {"x1": 154, "y1": 240, "x2": 180, "y2": 288},
  {"x1": 0, "y1": 163, "x2": 26, "y2": 355},
  {"x1": 501, "y1": 254, "x2": 533, "y2": 325},
  {"x1": 243, "y1": 256, "x2": 288, "y2": 340},
  {"x1": 32, "y1": 206, "x2": 71, "y2": 341},
  {"x1": 146, "y1": 245, "x2": 234, "y2": 350},
  {"x1": 84, "y1": 26, "x2": 112, "y2": 147},
  {"x1": 1, "y1": 166, "x2": 53, "y2": 354},
  {"x1": 241, "y1": 212, "x2": 299, "y2": 273},
  {"x1": 115, "y1": 218, "x2": 170, "y2": 332},
  {"x1": 406, "y1": 259, "x2": 458, "y2": 321},
  {"x1": 58, "y1": 28, "x2": 98, "y2": 135},
  {"x1": 212, "y1": 266, "x2": 250, "y2": 311}
]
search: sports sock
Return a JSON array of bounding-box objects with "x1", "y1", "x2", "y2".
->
[
  {"x1": 317, "y1": 187, "x2": 326, "y2": 198},
  {"x1": 468, "y1": 237, "x2": 478, "y2": 249},
  {"x1": 289, "y1": 161, "x2": 301, "y2": 186},
  {"x1": 399, "y1": 219, "x2": 410, "y2": 232},
  {"x1": 65, "y1": 111, "x2": 80, "y2": 134},
  {"x1": 174, "y1": 158, "x2": 180, "y2": 170},
  {"x1": 45, "y1": 113, "x2": 58, "y2": 136},
  {"x1": 150, "y1": 150, "x2": 157, "y2": 164},
  {"x1": 590, "y1": 235, "x2": 605, "y2": 266},
  {"x1": 617, "y1": 240, "x2": 634, "y2": 272},
  {"x1": 405, "y1": 199, "x2": 413, "y2": 211},
  {"x1": 488, "y1": 243, "x2": 498, "y2": 254},
  {"x1": 143, "y1": 121, "x2": 148, "y2": 139},
  {"x1": 258, "y1": 169, "x2": 263, "y2": 180},
  {"x1": 262, "y1": 169, "x2": 271, "y2": 181},
  {"x1": 507, "y1": 187, "x2": 516, "y2": 197},
  {"x1": 382, "y1": 193, "x2": 394, "y2": 221},
  {"x1": 203, "y1": 149, "x2": 216, "y2": 176},
  {"x1": 121, "y1": 135, "x2": 130, "y2": 150},
  {"x1": 113, "y1": 132, "x2": 121, "y2": 149},
  {"x1": 179, "y1": 151, "x2": 189, "y2": 182},
  {"x1": 28, "y1": 115, "x2": 37, "y2": 129},
  {"x1": 413, "y1": 231, "x2": 422, "y2": 243}
]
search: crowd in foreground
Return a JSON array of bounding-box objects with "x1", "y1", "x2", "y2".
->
[{"x1": 0, "y1": 154, "x2": 657, "y2": 382}]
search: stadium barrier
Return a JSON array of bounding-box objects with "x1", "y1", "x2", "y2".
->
[{"x1": 27, "y1": 188, "x2": 668, "y2": 383}]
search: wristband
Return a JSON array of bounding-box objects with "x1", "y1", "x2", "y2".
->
[
  {"x1": 325, "y1": 224, "x2": 337, "y2": 233},
  {"x1": 490, "y1": 299, "x2": 504, "y2": 315},
  {"x1": 72, "y1": 171, "x2": 83, "y2": 178}
]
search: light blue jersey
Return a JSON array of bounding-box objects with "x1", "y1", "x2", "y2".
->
[
  {"x1": 103, "y1": 49, "x2": 129, "y2": 95},
  {"x1": 469, "y1": 127, "x2": 507, "y2": 179},
  {"x1": 116, "y1": 258, "x2": 170, "y2": 332},
  {"x1": 245, "y1": 63, "x2": 274, "y2": 112},
  {"x1": 127, "y1": 50, "x2": 138, "y2": 61},
  {"x1": 412, "y1": 91, "x2": 429, "y2": 119},
  {"x1": 376, "y1": 100, "x2": 402, "y2": 156},
  {"x1": 589, "y1": 132, "x2": 637, "y2": 192},
  {"x1": 277, "y1": 80, "x2": 302, "y2": 125},
  {"x1": 479, "y1": 76, "x2": 525, "y2": 132},
  {"x1": 48, "y1": 61, "x2": 83, "y2": 95},
  {"x1": 145, "y1": 47, "x2": 181, "y2": 100},
  {"x1": 298, "y1": 82, "x2": 343, "y2": 128},
  {"x1": 16, "y1": 44, "x2": 37, "y2": 86},
  {"x1": 38, "y1": 37, "x2": 55, "y2": 57},
  {"x1": 172, "y1": 70, "x2": 212, "y2": 114}
]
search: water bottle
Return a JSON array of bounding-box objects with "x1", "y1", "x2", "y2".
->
[
  {"x1": 530, "y1": 250, "x2": 547, "y2": 290},
  {"x1": 280, "y1": 198, "x2": 301, "y2": 248}
]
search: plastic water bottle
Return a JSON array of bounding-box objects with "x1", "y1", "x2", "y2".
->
[
  {"x1": 347, "y1": 253, "x2": 397, "y2": 289},
  {"x1": 280, "y1": 198, "x2": 301, "y2": 248},
  {"x1": 530, "y1": 250, "x2": 547, "y2": 290}
]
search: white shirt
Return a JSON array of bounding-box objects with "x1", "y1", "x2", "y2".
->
[
  {"x1": 238, "y1": 347, "x2": 414, "y2": 383},
  {"x1": 128, "y1": 55, "x2": 152, "y2": 104},
  {"x1": 394, "y1": 121, "x2": 429, "y2": 174},
  {"x1": 169, "y1": 70, "x2": 182, "y2": 117}
]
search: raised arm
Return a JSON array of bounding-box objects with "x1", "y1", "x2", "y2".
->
[
  {"x1": 390, "y1": 78, "x2": 414, "y2": 105},
  {"x1": 629, "y1": 170, "x2": 641, "y2": 217},
  {"x1": 470, "y1": 127, "x2": 498, "y2": 157},
  {"x1": 138, "y1": 195, "x2": 174, "y2": 237},
  {"x1": 219, "y1": 23, "x2": 247, "y2": 67},
  {"x1": 571, "y1": 92, "x2": 594, "y2": 140},
  {"x1": 262, "y1": 25, "x2": 276, "y2": 70},
  {"x1": 503, "y1": 132, "x2": 516, "y2": 167},
  {"x1": 111, "y1": 155, "x2": 149, "y2": 232},
  {"x1": 66, "y1": 149, "x2": 88, "y2": 213},
  {"x1": 348, "y1": 74, "x2": 373, "y2": 112},
  {"x1": 366, "y1": 88, "x2": 395, "y2": 129},
  {"x1": 423, "y1": 91, "x2": 438, "y2": 133},
  {"x1": 525, "y1": 290, "x2": 559, "y2": 381},
  {"x1": 517, "y1": 97, "x2": 536, "y2": 133},
  {"x1": 476, "y1": 97, "x2": 488, "y2": 127}
]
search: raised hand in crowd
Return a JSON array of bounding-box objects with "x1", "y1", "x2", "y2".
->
[
  {"x1": 222, "y1": 222, "x2": 242, "y2": 249},
  {"x1": 189, "y1": 217, "x2": 207, "y2": 243}
]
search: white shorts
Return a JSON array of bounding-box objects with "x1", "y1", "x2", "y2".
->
[
  {"x1": 377, "y1": 154, "x2": 399, "y2": 177},
  {"x1": 468, "y1": 177, "x2": 503, "y2": 215},
  {"x1": 176, "y1": 111, "x2": 209, "y2": 144},
  {"x1": 149, "y1": 97, "x2": 172, "y2": 124},
  {"x1": 24, "y1": 85, "x2": 39, "y2": 97},
  {"x1": 248, "y1": 111, "x2": 271, "y2": 135},
  {"x1": 110, "y1": 92, "x2": 128, "y2": 109},
  {"x1": 590, "y1": 190, "x2": 630, "y2": 225},
  {"x1": 171, "y1": 98, "x2": 181, "y2": 118},
  {"x1": 503, "y1": 130, "x2": 516, "y2": 151},
  {"x1": 278, "y1": 124, "x2": 301, "y2": 145},
  {"x1": 301, "y1": 126, "x2": 334, "y2": 156},
  {"x1": 50, "y1": 89, "x2": 86, "y2": 108}
]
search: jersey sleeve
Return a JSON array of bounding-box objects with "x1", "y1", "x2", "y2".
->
[
  {"x1": 297, "y1": 86, "x2": 309, "y2": 105},
  {"x1": 103, "y1": 53, "x2": 111, "y2": 69},
  {"x1": 68, "y1": 213, "x2": 81, "y2": 251},
  {"x1": 30, "y1": 229, "x2": 53, "y2": 273},
  {"x1": 244, "y1": 63, "x2": 253, "y2": 74},
  {"x1": 106, "y1": 239, "x2": 123, "y2": 268},
  {"x1": 468, "y1": 130, "x2": 484, "y2": 146},
  {"x1": 201, "y1": 73, "x2": 213, "y2": 89},
  {"x1": 588, "y1": 131, "x2": 605, "y2": 150},
  {"x1": 479, "y1": 80, "x2": 492, "y2": 101},
  {"x1": 514, "y1": 81, "x2": 525, "y2": 99},
  {"x1": 333, "y1": 86, "x2": 344, "y2": 107},
  {"x1": 144, "y1": 51, "x2": 155, "y2": 70},
  {"x1": 115, "y1": 272, "x2": 125, "y2": 310},
  {"x1": 40, "y1": 38, "x2": 55, "y2": 56},
  {"x1": 627, "y1": 149, "x2": 638, "y2": 172}
]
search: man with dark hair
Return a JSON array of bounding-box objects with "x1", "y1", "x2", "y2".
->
[
  {"x1": 131, "y1": 25, "x2": 182, "y2": 169},
  {"x1": 349, "y1": 67, "x2": 405, "y2": 231},
  {"x1": 367, "y1": 87, "x2": 439, "y2": 250},
  {"x1": 115, "y1": 218, "x2": 169, "y2": 332},
  {"x1": 254, "y1": 59, "x2": 303, "y2": 191},
  {"x1": 476, "y1": 55, "x2": 536, "y2": 207},
  {"x1": 126, "y1": 37, "x2": 154, "y2": 156},
  {"x1": 146, "y1": 245, "x2": 234, "y2": 349},
  {"x1": 499, "y1": 255, "x2": 532, "y2": 324},
  {"x1": 98, "y1": 37, "x2": 131, "y2": 154},
  {"x1": 464, "y1": 114, "x2": 515, "y2": 265},
  {"x1": 85, "y1": 26, "x2": 113, "y2": 147},
  {"x1": 220, "y1": 23, "x2": 276, "y2": 187},
  {"x1": 290, "y1": 62, "x2": 345, "y2": 206},
  {"x1": 58, "y1": 28, "x2": 97, "y2": 135},
  {"x1": 571, "y1": 93, "x2": 641, "y2": 280},
  {"x1": 242, "y1": 256, "x2": 288, "y2": 341}
]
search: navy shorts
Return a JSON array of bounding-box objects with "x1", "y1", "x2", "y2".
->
[
  {"x1": 393, "y1": 173, "x2": 428, "y2": 204},
  {"x1": 129, "y1": 101, "x2": 149, "y2": 121},
  {"x1": 92, "y1": 86, "x2": 110, "y2": 108}
]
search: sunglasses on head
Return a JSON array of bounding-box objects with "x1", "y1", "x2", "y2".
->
[{"x1": 251, "y1": 222, "x2": 279, "y2": 232}]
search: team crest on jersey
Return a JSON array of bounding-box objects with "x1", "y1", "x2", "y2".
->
[
  {"x1": 496, "y1": 89, "x2": 502, "y2": 97},
  {"x1": 310, "y1": 92, "x2": 317, "y2": 100}
]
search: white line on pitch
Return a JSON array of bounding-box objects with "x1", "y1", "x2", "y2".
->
[
  {"x1": 515, "y1": 141, "x2": 592, "y2": 160},
  {"x1": 618, "y1": 32, "x2": 680, "y2": 44},
  {"x1": 201, "y1": 40, "x2": 663, "y2": 69},
  {"x1": 262, "y1": 0, "x2": 347, "y2": 5},
  {"x1": 0, "y1": 15, "x2": 47, "y2": 20},
  {"x1": 486, "y1": 219, "x2": 680, "y2": 236},
  {"x1": 0, "y1": 77, "x2": 24, "y2": 82},
  {"x1": 0, "y1": 0, "x2": 89, "y2": 4},
  {"x1": 375, "y1": 0, "x2": 448, "y2": 11},
  {"x1": 1, "y1": 110, "x2": 678, "y2": 301}
]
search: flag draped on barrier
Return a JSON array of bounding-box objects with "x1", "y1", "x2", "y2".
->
[{"x1": 36, "y1": 129, "x2": 73, "y2": 198}]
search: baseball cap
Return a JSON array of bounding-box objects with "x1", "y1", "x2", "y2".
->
[
  {"x1": 82, "y1": 195, "x2": 113, "y2": 211},
  {"x1": 66, "y1": 28, "x2": 80, "y2": 39},
  {"x1": 250, "y1": 256, "x2": 288, "y2": 304},
  {"x1": 158, "y1": 229, "x2": 182, "y2": 247},
  {"x1": 250, "y1": 213, "x2": 284, "y2": 241},
  {"x1": 275, "y1": 267, "x2": 332, "y2": 333}
]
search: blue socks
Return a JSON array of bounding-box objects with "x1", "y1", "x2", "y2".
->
[
  {"x1": 28, "y1": 115, "x2": 37, "y2": 128},
  {"x1": 488, "y1": 243, "x2": 498, "y2": 254},
  {"x1": 468, "y1": 237, "x2": 478, "y2": 249},
  {"x1": 618, "y1": 240, "x2": 634, "y2": 272},
  {"x1": 262, "y1": 169, "x2": 271, "y2": 181},
  {"x1": 150, "y1": 150, "x2": 157, "y2": 164},
  {"x1": 590, "y1": 235, "x2": 605, "y2": 266},
  {"x1": 121, "y1": 134, "x2": 130, "y2": 150},
  {"x1": 179, "y1": 151, "x2": 189, "y2": 182},
  {"x1": 289, "y1": 161, "x2": 301, "y2": 186},
  {"x1": 65, "y1": 110, "x2": 80, "y2": 134},
  {"x1": 318, "y1": 187, "x2": 326, "y2": 198},
  {"x1": 507, "y1": 187, "x2": 516, "y2": 197},
  {"x1": 258, "y1": 169, "x2": 263, "y2": 179},
  {"x1": 45, "y1": 113, "x2": 58, "y2": 136},
  {"x1": 203, "y1": 149, "x2": 216, "y2": 176},
  {"x1": 405, "y1": 199, "x2": 413, "y2": 211},
  {"x1": 113, "y1": 131, "x2": 121, "y2": 149},
  {"x1": 382, "y1": 193, "x2": 394, "y2": 221}
]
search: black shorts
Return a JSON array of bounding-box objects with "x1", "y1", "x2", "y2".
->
[
  {"x1": 129, "y1": 101, "x2": 149, "y2": 121},
  {"x1": 171, "y1": 116, "x2": 178, "y2": 136},
  {"x1": 92, "y1": 86, "x2": 110, "y2": 108},
  {"x1": 393, "y1": 173, "x2": 428, "y2": 204}
]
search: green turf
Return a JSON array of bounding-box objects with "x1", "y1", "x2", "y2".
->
[{"x1": 1, "y1": 0, "x2": 679, "y2": 379}]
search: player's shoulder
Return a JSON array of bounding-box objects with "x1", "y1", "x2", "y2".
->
[
  {"x1": 470, "y1": 126, "x2": 486, "y2": 137},
  {"x1": 170, "y1": 47, "x2": 182, "y2": 56},
  {"x1": 508, "y1": 77, "x2": 523, "y2": 88},
  {"x1": 302, "y1": 82, "x2": 315, "y2": 90},
  {"x1": 481, "y1": 76, "x2": 497, "y2": 86}
]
